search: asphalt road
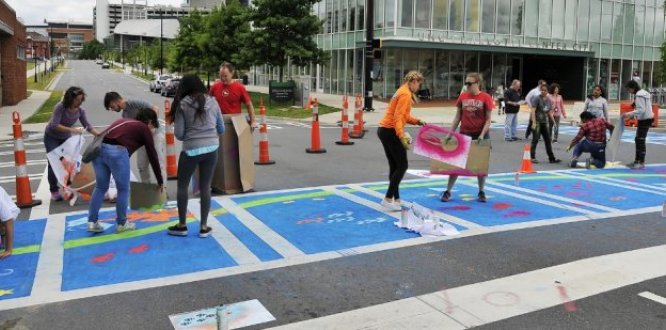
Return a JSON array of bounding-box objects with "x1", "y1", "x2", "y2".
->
[{"x1": 1, "y1": 60, "x2": 666, "y2": 329}]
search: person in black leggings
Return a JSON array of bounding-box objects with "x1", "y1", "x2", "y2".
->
[
  {"x1": 167, "y1": 75, "x2": 225, "y2": 238},
  {"x1": 377, "y1": 71, "x2": 426, "y2": 211},
  {"x1": 624, "y1": 80, "x2": 655, "y2": 169}
]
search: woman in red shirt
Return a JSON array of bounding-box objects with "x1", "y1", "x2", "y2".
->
[{"x1": 441, "y1": 72, "x2": 494, "y2": 203}]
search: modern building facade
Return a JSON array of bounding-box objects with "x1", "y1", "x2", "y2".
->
[{"x1": 255, "y1": 0, "x2": 665, "y2": 101}]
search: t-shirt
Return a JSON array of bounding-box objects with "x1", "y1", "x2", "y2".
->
[
  {"x1": 122, "y1": 99, "x2": 154, "y2": 119},
  {"x1": 526, "y1": 86, "x2": 543, "y2": 109},
  {"x1": 456, "y1": 92, "x2": 494, "y2": 135},
  {"x1": 534, "y1": 96, "x2": 552, "y2": 124},
  {"x1": 0, "y1": 186, "x2": 19, "y2": 222},
  {"x1": 209, "y1": 80, "x2": 251, "y2": 114},
  {"x1": 103, "y1": 119, "x2": 164, "y2": 185},
  {"x1": 45, "y1": 103, "x2": 94, "y2": 140},
  {"x1": 504, "y1": 88, "x2": 521, "y2": 114}
]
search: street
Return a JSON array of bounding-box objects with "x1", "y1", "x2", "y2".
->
[{"x1": 1, "y1": 61, "x2": 666, "y2": 329}]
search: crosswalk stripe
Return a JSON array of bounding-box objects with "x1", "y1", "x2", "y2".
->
[
  {"x1": 566, "y1": 170, "x2": 666, "y2": 192},
  {"x1": 638, "y1": 291, "x2": 666, "y2": 306},
  {"x1": 188, "y1": 200, "x2": 261, "y2": 265},
  {"x1": 30, "y1": 213, "x2": 67, "y2": 300},
  {"x1": 215, "y1": 197, "x2": 304, "y2": 258},
  {"x1": 550, "y1": 172, "x2": 666, "y2": 196},
  {"x1": 269, "y1": 244, "x2": 666, "y2": 329}
]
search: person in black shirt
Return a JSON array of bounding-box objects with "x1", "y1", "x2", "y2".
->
[{"x1": 503, "y1": 80, "x2": 523, "y2": 141}]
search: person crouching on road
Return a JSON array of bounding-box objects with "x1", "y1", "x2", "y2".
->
[
  {"x1": 0, "y1": 186, "x2": 19, "y2": 259},
  {"x1": 377, "y1": 71, "x2": 427, "y2": 211},
  {"x1": 44, "y1": 87, "x2": 101, "y2": 201},
  {"x1": 624, "y1": 79, "x2": 655, "y2": 170},
  {"x1": 530, "y1": 84, "x2": 561, "y2": 165},
  {"x1": 567, "y1": 111, "x2": 614, "y2": 169},
  {"x1": 441, "y1": 72, "x2": 494, "y2": 203},
  {"x1": 87, "y1": 108, "x2": 165, "y2": 234},
  {"x1": 167, "y1": 75, "x2": 224, "y2": 238}
]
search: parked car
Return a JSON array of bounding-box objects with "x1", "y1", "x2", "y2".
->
[
  {"x1": 161, "y1": 78, "x2": 180, "y2": 97},
  {"x1": 95, "y1": 59, "x2": 103, "y2": 65},
  {"x1": 101, "y1": 62, "x2": 110, "y2": 69},
  {"x1": 150, "y1": 74, "x2": 172, "y2": 93}
]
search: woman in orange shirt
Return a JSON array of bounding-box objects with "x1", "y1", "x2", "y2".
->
[{"x1": 377, "y1": 71, "x2": 426, "y2": 211}]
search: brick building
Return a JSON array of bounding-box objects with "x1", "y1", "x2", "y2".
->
[{"x1": 0, "y1": 0, "x2": 27, "y2": 106}]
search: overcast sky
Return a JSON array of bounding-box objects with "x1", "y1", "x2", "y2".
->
[{"x1": 6, "y1": 0, "x2": 185, "y2": 25}]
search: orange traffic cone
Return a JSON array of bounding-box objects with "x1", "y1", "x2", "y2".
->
[
  {"x1": 518, "y1": 144, "x2": 536, "y2": 174},
  {"x1": 12, "y1": 112, "x2": 42, "y2": 208},
  {"x1": 306, "y1": 98, "x2": 326, "y2": 154},
  {"x1": 164, "y1": 99, "x2": 178, "y2": 180},
  {"x1": 350, "y1": 95, "x2": 365, "y2": 139},
  {"x1": 336, "y1": 96, "x2": 354, "y2": 146},
  {"x1": 255, "y1": 97, "x2": 276, "y2": 165}
]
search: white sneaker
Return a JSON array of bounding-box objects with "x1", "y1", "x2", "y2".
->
[
  {"x1": 381, "y1": 199, "x2": 402, "y2": 212},
  {"x1": 87, "y1": 222, "x2": 105, "y2": 233},
  {"x1": 115, "y1": 222, "x2": 136, "y2": 233}
]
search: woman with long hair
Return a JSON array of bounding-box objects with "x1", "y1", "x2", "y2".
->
[
  {"x1": 167, "y1": 74, "x2": 224, "y2": 237},
  {"x1": 584, "y1": 84, "x2": 609, "y2": 121},
  {"x1": 377, "y1": 71, "x2": 426, "y2": 211},
  {"x1": 547, "y1": 83, "x2": 567, "y2": 143}
]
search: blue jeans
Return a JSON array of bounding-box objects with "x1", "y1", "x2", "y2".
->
[
  {"x1": 88, "y1": 143, "x2": 130, "y2": 225},
  {"x1": 573, "y1": 139, "x2": 606, "y2": 168},
  {"x1": 504, "y1": 113, "x2": 518, "y2": 139}
]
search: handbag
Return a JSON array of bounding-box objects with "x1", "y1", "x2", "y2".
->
[{"x1": 81, "y1": 121, "x2": 132, "y2": 163}]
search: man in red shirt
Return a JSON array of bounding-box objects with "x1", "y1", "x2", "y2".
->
[
  {"x1": 209, "y1": 62, "x2": 257, "y2": 128},
  {"x1": 567, "y1": 111, "x2": 614, "y2": 169},
  {"x1": 441, "y1": 72, "x2": 494, "y2": 203}
]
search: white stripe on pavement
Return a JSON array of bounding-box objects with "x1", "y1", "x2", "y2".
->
[
  {"x1": 551, "y1": 172, "x2": 666, "y2": 196},
  {"x1": 270, "y1": 244, "x2": 666, "y2": 329},
  {"x1": 30, "y1": 213, "x2": 67, "y2": 300},
  {"x1": 29, "y1": 167, "x2": 51, "y2": 220},
  {"x1": 638, "y1": 291, "x2": 666, "y2": 306}
]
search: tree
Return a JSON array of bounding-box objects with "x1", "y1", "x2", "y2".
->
[
  {"x1": 201, "y1": 0, "x2": 252, "y2": 76},
  {"x1": 78, "y1": 40, "x2": 106, "y2": 60},
  {"x1": 243, "y1": 0, "x2": 328, "y2": 81},
  {"x1": 167, "y1": 10, "x2": 207, "y2": 74}
]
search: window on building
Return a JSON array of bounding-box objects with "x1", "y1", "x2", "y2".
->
[
  {"x1": 449, "y1": 0, "x2": 464, "y2": 31},
  {"x1": 415, "y1": 0, "x2": 432, "y2": 28},
  {"x1": 588, "y1": 0, "x2": 601, "y2": 42},
  {"x1": 349, "y1": 0, "x2": 356, "y2": 31},
  {"x1": 623, "y1": 3, "x2": 635, "y2": 45},
  {"x1": 576, "y1": 0, "x2": 590, "y2": 41},
  {"x1": 656, "y1": 4, "x2": 665, "y2": 45},
  {"x1": 644, "y1": 3, "x2": 655, "y2": 46},
  {"x1": 510, "y1": 0, "x2": 523, "y2": 35},
  {"x1": 611, "y1": 2, "x2": 623, "y2": 43},
  {"x1": 552, "y1": 0, "x2": 565, "y2": 39},
  {"x1": 465, "y1": 0, "x2": 480, "y2": 32},
  {"x1": 17, "y1": 46, "x2": 26, "y2": 61},
  {"x1": 482, "y1": 0, "x2": 495, "y2": 33},
  {"x1": 375, "y1": 0, "x2": 384, "y2": 28},
  {"x1": 524, "y1": 0, "x2": 538, "y2": 37},
  {"x1": 400, "y1": 0, "x2": 414, "y2": 27},
  {"x1": 537, "y1": 0, "x2": 551, "y2": 38},
  {"x1": 496, "y1": 0, "x2": 509, "y2": 34},
  {"x1": 433, "y1": 0, "x2": 448, "y2": 30},
  {"x1": 385, "y1": 0, "x2": 396, "y2": 28},
  {"x1": 564, "y1": 0, "x2": 576, "y2": 40},
  {"x1": 601, "y1": 1, "x2": 613, "y2": 42},
  {"x1": 635, "y1": 4, "x2": 645, "y2": 45}
]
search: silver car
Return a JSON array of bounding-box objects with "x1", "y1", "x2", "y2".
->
[{"x1": 150, "y1": 74, "x2": 173, "y2": 93}]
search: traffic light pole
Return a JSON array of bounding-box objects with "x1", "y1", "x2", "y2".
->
[{"x1": 363, "y1": 0, "x2": 374, "y2": 112}]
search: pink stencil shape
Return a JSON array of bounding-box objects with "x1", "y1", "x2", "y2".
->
[{"x1": 414, "y1": 124, "x2": 471, "y2": 169}]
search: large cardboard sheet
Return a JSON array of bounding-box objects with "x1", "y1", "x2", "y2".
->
[
  {"x1": 414, "y1": 124, "x2": 472, "y2": 168},
  {"x1": 606, "y1": 116, "x2": 625, "y2": 162},
  {"x1": 430, "y1": 139, "x2": 491, "y2": 176},
  {"x1": 212, "y1": 115, "x2": 255, "y2": 194}
]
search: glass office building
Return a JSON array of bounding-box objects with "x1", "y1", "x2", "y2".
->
[{"x1": 254, "y1": 0, "x2": 665, "y2": 101}]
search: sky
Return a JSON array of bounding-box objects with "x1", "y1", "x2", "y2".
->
[{"x1": 6, "y1": 0, "x2": 184, "y2": 25}]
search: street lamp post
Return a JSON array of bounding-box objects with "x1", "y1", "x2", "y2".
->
[
  {"x1": 159, "y1": 9, "x2": 163, "y2": 75},
  {"x1": 363, "y1": 0, "x2": 375, "y2": 112},
  {"x1": 33, "y1": 46, "x2": 38, "y2": 83}
]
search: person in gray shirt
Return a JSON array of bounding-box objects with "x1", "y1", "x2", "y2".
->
[
  {"x1": 104, "y1": 92, "x2": 162, "y2": 183},
  {"x1": 583, "y1": 85, "x2": 609, "y2": 122}
]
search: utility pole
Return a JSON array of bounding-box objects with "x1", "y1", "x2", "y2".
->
[
  {"x1": 363, "y1": 0, "x2": 374, "y2": 111},
  {"x1": 160, "y1": 9, "x2": 163, "y2": 75}
]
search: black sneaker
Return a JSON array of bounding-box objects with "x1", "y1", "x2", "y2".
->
[
  {"x1": 477, "y1": 191, "x2": 487, "y2": 203},
  {"x1": 531, "y1": 159, "x2": 539, "y2": 164},
  {"x1": 211, "y1": 187, "x2": 226, "y2": 195},
  {"x1": 569, "y1": 159, "x2": 578, "y2": 168},
  {"x1": 440, "y1": 190, "x2": 451, "y2": 202},
  {"x1": 511, "y1": 137, "x2": 522, "y2": 141},
  {"x1": 549, "y1": 158, "x2": 562, "y2": 164},
  {"x1": 167, "y1": 224, "x2": 188, "y2": 236},
  {"x1": 199, "y1": 227, "x2": 213, "y2": 238}
]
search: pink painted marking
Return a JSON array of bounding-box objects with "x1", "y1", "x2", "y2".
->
[
  {"x1": 625, "y1": 178, "x2": 639, "y2": 182},
  {"x1": 566, "y1": 191, "x2": 590, "y2": 197},
  {"x1": 91, "y1": 252, "x2": 115, "y2": 264},
  {"x1": 503, "y1": 210, "x2": 530, "y2": 217},
  {"x1": 537, "y1": 186, "x2": 547, "y2": 191},
  {"x1": 440, "y1": 205, "x2": 472, "y2": 211},
  {"x1": 493, "y1": 202, "x2": 512, "y2": 210},
  {"x1": 415, "y1": 125, "x2": 470, "y2": 159},
  {"x1": 556, "y1": 284, "x2": 578, "y2": 312},
  {"x1": 128, "y1": 244, "x2": 149, "y2": 254}
]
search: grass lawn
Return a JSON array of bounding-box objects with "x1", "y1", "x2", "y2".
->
[
  {"x1": 24, "y1": 91, "x2": 64, "y2": 124},
  {"x1": 27, "y1": 69, "x2": 59, "y2": 91},
  {"x1": 248, "y1": 91, "x2": 339, "y2": 119},
  {"x1": 132, "y1": 72, "x2": 155, "y2": 81}
]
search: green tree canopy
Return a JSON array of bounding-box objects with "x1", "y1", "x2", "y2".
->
[
  {"x1": 167, "y1": 10, "x2": 207, "y2": 74},
  {"x1": 242, "y1": 0, "x2": 327, "y2": 81},
  {"x1": 78, "y1": 39, "x2": 106, "y2": 60},
  {"x1": 201, "y1": 0, "x2": 252, "y2": 75}
]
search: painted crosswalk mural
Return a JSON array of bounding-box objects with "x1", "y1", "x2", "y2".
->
[
  {"x1": 491, "y1": 123, "x2": 666, "y2": 145},
  {"x1": 1, "y1": 165, "x2": 665, "y2": 311}
]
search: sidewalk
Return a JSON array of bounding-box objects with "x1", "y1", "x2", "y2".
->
[
  {"x1": 26, "y1": 60, "x2": 53, "y2": 78},
  {"x1": 0, "y1": 90, "x2": 51, "y2": 142}
]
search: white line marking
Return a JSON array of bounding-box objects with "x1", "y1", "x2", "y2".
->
[
  {"x1": 638, "y1": 291, "x2": 666, "y2": 306},
  {"x1": 214, "y1": 196, "x2": 304, "y2": 258},
  {"x1": 486, "y1": 181, "x2": 620, "y2": 212},
  {"x1": 30, "y1": 213, "x2": 67, "y2": 300},
  {"x1": 567, "y1": 171, "x2": 666, "y2": 192},
  {"x1": 0, "y1": 159, "x2": 48, "y2": 168},
  {"x1": 550, "y1": 172, "x2": 666, "y2": 196},
  {"x1": 0, "y1": 149, "x2": 43, "y2": 156},
  {"x1": 346, "y1": 183, "x2": 486, "y2": 230},
  {"x1": 270, "y1": 244, "x2": 666, "y2": 329},
  {"x1": 188, "y1": 200, "x2": 261, "y2": 265},
  {"x1": 0, "y1": 173, "x2": 42, "y2": 183},
  {"x1": 30, "y1": 167, "x2": 51, "y2": 219}
]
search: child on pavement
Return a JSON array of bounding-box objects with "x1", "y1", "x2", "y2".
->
[
  {"x1": 0, "y1": 186, "x2": 19, "y2": 259},
  {"x1": 566, "y1": 111, "x2": 614, "y2": 169}
]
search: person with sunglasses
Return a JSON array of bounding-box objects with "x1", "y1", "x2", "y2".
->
[
  {"x1": 441, "y1": 72, "x2": 494, "y2": 203},
  {"x1": 44, "y1": 87, "x2": 101, "y2": 201}
]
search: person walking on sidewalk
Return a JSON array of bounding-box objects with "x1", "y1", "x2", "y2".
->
[
  {"x1": 167, "y1": 75, "x2": 224, "y2": 238},
  {"x1": 44, "y1": 87, "x2": 100, "y2": 201},
  {"x1": 624, "y1": 80, "x2": 654, "y2": 169},
  {"x1": 566, "y1": 111, "x2": 614, "y2": 169},
  {"x1": 377, "y1": 71, "x2": 427, "y2": 211},
  {"x1": 87, "y1": 108, "x2": 165, "y2": 234},
  {"x1": 503, "y1": 79, "x2": 522, "y2": 141},
  {"x1": 547, "y1": 83, "x2": 567, "y2": 143},
  {"x1": 583, "y1": 85, "x2": 609, "y2": 122},
  {"x1": 525, "y1": 80, "x2": 547, "y2": 140},
  {"x1": 104, "y1": 92, "x2": 162, "y2": 183},
  {"x1": 495, "y1": 83, "x2": 505, "y2": 115},
  {"x1": 530, "y1": 84, "x2": 561, "y2": 164},
  {"x1": 441, "y1": 72, "x2": 494, "y2": 203}
]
